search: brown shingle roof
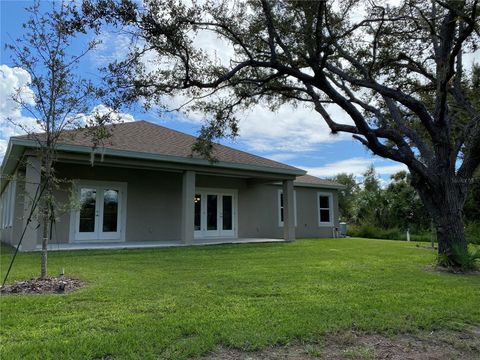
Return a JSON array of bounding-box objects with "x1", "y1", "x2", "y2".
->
[
  {"x1": 294, "y1": 174, "x2": 344, "y2": 188},
  {"x1": 16, "y1": 120, "x2": 303, "y2": 172}
]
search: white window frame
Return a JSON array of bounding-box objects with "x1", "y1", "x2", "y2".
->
[
  {"x1": 278, "y1": 189, "x2": 297, "y2": 227},
  {"x1": 317, "y1": 192, "x2": 333, "y2": 226}
]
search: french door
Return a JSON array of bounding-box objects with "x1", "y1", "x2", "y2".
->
[
  {"x1": 72, "y1": 181, "x2": 127, "y2": 242},
  {"x1": 194, "y1": 189, "x2": 236, "y2": 238}
]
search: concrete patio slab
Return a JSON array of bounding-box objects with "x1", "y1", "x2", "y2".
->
[{"x1": 35, "y1": 238, "x2": 285, "y2": 251}]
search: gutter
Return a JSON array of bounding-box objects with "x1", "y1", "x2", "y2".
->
[{"x1": 293, "y1": 182, "x2": 346, "y2": 190}]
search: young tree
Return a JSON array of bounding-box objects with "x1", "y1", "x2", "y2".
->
[
  {"x1": 84, "y1": 0, "x2": 480, "y2": 268},
  {"x1": 5, "y1": 1, "x2": 109, "y2": 278}
]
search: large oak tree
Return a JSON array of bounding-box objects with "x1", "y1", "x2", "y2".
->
[{"x1": 84, "y1": 0, "x2": 480, "y2": 267}]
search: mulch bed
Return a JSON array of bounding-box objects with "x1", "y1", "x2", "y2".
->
[
  {"x1": 0, "y1": 277, "x2": 84, "y2": 295},
  {"x1": 424, "y1": 264, "x2": 480, "y2": 275}
]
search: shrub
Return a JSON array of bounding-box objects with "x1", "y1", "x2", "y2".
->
[
  {"x1": 437, "y1": 243, "x2": 480, "y2": 271},
  {"x1": 465, "y1": 221, "x2": 480, "y2": 244},
  {"x1": 347, "y1": 222, "x2": 432, "y2": 242}
]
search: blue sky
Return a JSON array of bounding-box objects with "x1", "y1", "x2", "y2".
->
[{"x1": 0, "y1": 0, "x2": 407, "y2": 181}]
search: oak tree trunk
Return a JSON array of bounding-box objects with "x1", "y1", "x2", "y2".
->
[{"x1": 412, "y1": 172, "x2": 468, "y2": 267}]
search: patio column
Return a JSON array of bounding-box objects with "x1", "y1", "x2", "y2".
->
[
  {"x1": 282, "y1": 179, "x2": 295, "y2": 242},
  {"x1": 22, "y1": 156, "x2": 41, "y2": 251},
  {"x1": 181, "y1": 170, "x2": 195, "y2": 244}
]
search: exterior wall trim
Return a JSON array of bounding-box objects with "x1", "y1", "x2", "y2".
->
[{"x1": 294, "y1": 182, "x2": 346, "y2": 190}]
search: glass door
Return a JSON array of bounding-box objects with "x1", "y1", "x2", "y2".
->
[
  {"x1": 74, "y1": 183, "x2": 125, "y2": 242},
  {"x1": 220, "y1": 195, "x2": 234, "y2": 237},
  {"x1": 99, "y1": 188, "x2": 120, "y2": 239},
  {"x1": 205, "y1": 194, "x2": 219, "y2": 236},
  {"x1": 194, "y1": 190, "x2": 236, "y2": 238},
  {"x1": 76, "y1": 187, "x2": 99, "y2": 240}
]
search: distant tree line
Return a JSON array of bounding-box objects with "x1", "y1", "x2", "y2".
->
[{"x1": 332, "y1": 166, "x2": 480, "y2": 244}]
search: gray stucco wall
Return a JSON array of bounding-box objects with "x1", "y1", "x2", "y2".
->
[
  {"x1": 238, "y1": 184, "x2": 339, "y2": 239},
  {"x1": 295, "y1": 186, "x2": 340, "y2": 238},
  {"x1": 3, "y1": 161, "x2": 340, "y2": 246},
  {"x1": 52, "y1": 163, "x2": 184, "y2": 244}
]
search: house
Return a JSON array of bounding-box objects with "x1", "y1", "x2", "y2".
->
[{"x1": 0, "y1": 121, "x2": 344, "y2": 251}]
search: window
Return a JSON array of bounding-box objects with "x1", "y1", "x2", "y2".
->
[
  {"x1": 317, "y1": 192, "x2": 333, "y2": 226},
  {"x1": 278, "y1": 190, "x2": 297, "y2": 227},
  {"x1": 0, "y1": 180, "x2": 16, "y2": 229}
]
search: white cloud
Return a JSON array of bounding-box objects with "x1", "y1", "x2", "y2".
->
[
  {"x1": 154, "y1": 93, "x2": 355, "y2": 158},
  {"x1": 161, "y1": 98, "x2": 354, "y2": 154},
  {"x1": 0, "y1": 65, "x2": 41, "y2": 156},
  {"x1": 301, "y1": 157, "x2": 407, "y2": 178},
  {"x1": 0, "y1": 65, "x2": 35, "y2": 116},
  {"x1": 72, "y1": 104, "x2": 135, "y2": 128},
  {"x1": 90, "y1": 31, "x2": 132, "y2": 65},
  {"x1": 191, "y1": 29, "x2": 235, "y2": 67},
  {"x1": 375, "y1": 163, "x2": 408, "y2": 176},
  {"x1": 236, "y1": 102, "x2": 352, "y2": 153},
  {"x1": 263, "y1": 152, "x2": 300, "y2": 162},
  {"x1": 0, "y1": 139, "x2": 8, "y2": 158}
]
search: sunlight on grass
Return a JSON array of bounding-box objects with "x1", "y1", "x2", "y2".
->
[{"x1": 1, "y1": 238, "x2": 479, "y2": 359}]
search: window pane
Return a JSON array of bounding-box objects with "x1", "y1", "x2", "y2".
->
[
  {"x1": 319, "y1": 195, "x2": 329, "y2": 209},
  {"x1": 79, "y1": 188, "x2": 96, "y2": 232},
  {"x1": 222, "y1": 195, "x2": 232, "y2": 230},
  {"x1": 320, "y1": 209, "x2": 330, "y2": 223},
  {"x1": 194, "y1": 194, "x2": 201, "y2": 231},
  {"x1": 103, "y1": 189, "x2": 119, "y2": 232},
  {"x1": 207, "y1": 194, "x2": 217, "y2": 230}
]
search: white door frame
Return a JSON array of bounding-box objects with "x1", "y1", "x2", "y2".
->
[
  {"x1": 69, "y1": 180, "x2": 127, "y2": 243},
  {"x1": 194, "y1": 188, "x2": 238, "y2": 239}
]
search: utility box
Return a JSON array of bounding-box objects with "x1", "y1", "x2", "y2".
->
[{"x1": 339, "y1": 222, "x2": 347, "y2": 237}]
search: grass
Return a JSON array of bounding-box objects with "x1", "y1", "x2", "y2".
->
[{"x1": 1, "y1": 238, "x2": 479, "y2": 359}]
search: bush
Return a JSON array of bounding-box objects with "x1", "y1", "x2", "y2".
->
[
  {"x1": 465, "y1": 221, "x2": 480, "y2": 244},
  {"x1": 347, "y1": 222, "x2": 432, "y2": 242},
  {"x1": 437, "y1": 244, "x2": 480, "y2": 271},
  {"x1": 347, "y1": 221, "x2": 480, "y2": 245}
]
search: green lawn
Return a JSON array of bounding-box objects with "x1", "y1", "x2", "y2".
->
[{"x1": 1, "y1": 238, "x2": 479, "y2": 359}]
